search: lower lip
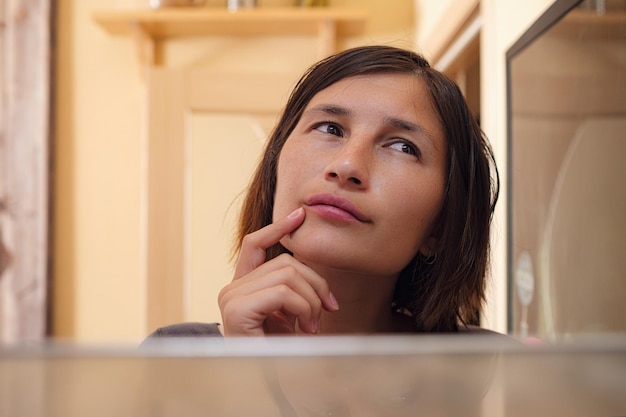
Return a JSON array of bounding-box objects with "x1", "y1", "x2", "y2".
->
[{"x1": 306, "y1": 204, "x2": 361, "y2": 223}]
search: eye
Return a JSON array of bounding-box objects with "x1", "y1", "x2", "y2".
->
[
  {"x1": 314, "y1": 122, "x2": 344, "y2": 137},
  {"x1": 388, "y1": 140, "x2": 419, "y2": 158}
]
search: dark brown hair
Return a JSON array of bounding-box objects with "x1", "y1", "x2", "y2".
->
[{"x1": 236, "y1": 45, "x2": 499, "y2": 332}]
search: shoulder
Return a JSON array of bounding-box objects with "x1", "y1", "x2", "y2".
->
[
  {"x1": 457, "y1": 325, "x2": 504, "y2": 335},
  {"x1": 457, "y1": 325, "x2": 522, "y2": 346},
  {"x1": 140, "y1": 322, "x2": 223, "y2": 349},
  {"x1": 148, "y1": 322, "x2": 223, "y2": 338}
]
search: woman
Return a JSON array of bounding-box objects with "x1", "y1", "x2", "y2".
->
[{"x1": 149, "y1": 45, "x2": 499, "y2": 339}]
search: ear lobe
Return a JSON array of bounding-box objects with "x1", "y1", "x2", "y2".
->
[{"x1": 419, "y1": 236, "x2": 439, "y2": 258}]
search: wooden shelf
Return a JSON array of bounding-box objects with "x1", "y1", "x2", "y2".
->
[
  {"x1": 93, "y1": 7, "x2": 367, "y2": 38},
  {"x1": 552, "y1": 10, "x2": 626, "y2": 39},
  {"x1": 93, "y1": 7, "x2": 367, "y2": 68}
]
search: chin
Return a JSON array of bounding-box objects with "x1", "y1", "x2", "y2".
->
[
  {"x1": 281, "y1": 220, "x2": 419, "y2": 274},
  {"x1": 283, "y1": 236, "x2": 403, "y2": 277}
]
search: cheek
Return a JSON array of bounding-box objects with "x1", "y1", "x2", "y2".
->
[
  {"x1": 273, "y1": 147, "x2": 305, "y2": 220},
  {"x1": 274, "y1": 137, "x2": 331, "y2": 219},
  {"x1": 387, "y1": 180, "x2": 444, "y2": 242},
  {"x1": 272, "y1": 163, "x2": 291, "y2": 221}
]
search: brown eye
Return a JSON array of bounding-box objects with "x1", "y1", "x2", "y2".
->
[
  {"x1": 389, "y1": 140, "x2": 419, "y2": 157},
  {"x1": 315, "y1": 122, "x2": 343, "y2": 137}
]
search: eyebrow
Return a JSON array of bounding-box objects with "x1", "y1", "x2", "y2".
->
[
  {"x1": 385, "y1": 116, "x2": 429, "y2": 136},
  {"x1": 305, "y1": 103, "x2": 439, "y2": 144},
  {"x1": 304, "y1": 104, "x2": 351, "y2": 118}
]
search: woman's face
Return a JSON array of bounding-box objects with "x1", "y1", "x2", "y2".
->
[{"x1": 273, "y1": 73, "x2": 446, "y2": 277}]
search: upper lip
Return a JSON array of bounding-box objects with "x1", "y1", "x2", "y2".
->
[{"x1": 304, "y1": 193, "x2": 371, "y2": 222}]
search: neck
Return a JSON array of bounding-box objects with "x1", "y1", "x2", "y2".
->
[{"x1": 296, "y1": 260, "x2": 406, "y2": 334}]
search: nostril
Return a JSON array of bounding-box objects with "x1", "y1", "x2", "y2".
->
[{"x1": 327, "y1": 171, "x2": 363, "y2": 186}]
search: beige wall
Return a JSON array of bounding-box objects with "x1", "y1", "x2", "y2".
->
[
  {"x1": 55, "y1": 0, "x2": 146, "y2": 342},
  {"x1": 53, "y1": 0, "x2": 416, "y2": 343}
]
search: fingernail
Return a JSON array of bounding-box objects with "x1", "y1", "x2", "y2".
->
[
  {"x1": 312, "y1": 318, "x2": 320, "y2": 334},
  {"x1": 328, "y1": 292, "x2": 340, "y2": 311},
  {"x1": 288, "y1": 207, "x2": 304, "y2": 219}
]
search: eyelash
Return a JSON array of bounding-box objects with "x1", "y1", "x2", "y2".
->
[
  {"x1": 389, "y1": 140, "x2": 420, "y2": 158},
  {"x1": 314, "y1": 121, "x2": 344, "y2": 137},
  {"x1": 312, "y1": 122, "x2": 421, "y2": 159}
]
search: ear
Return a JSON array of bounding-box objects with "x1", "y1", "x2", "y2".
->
[{"x1": 418, "y1": 236, "x2": 439, "y2": 257}]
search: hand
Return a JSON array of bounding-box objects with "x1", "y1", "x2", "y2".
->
[{"x1": 218, "y1": 207, "x2": 339, "y2": 336}]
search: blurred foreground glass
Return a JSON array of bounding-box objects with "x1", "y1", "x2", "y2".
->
[{"x1": 1, "y1": 334, "x2": 625, "y2": 417}]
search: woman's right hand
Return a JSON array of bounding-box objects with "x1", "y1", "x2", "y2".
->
[{"x1": 218, "y1": 207, "x2": 339, "y2": 336}]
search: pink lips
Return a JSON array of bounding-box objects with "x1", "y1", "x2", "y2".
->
[{"x1": 304, "y1": 194, "x2": 371, "y2": 223}]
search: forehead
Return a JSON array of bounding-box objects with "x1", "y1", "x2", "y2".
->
[{"x1": 310, "y1": 72, "x2": 428, "y2": 102}]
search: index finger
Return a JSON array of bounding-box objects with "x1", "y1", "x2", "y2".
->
[{"x1": 233, "y1": 207, "x2": 305, "y2": 279}]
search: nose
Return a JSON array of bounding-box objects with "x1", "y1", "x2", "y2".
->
[{"x1": 324, "y1": 138, "x2": 370, "y2": 189}]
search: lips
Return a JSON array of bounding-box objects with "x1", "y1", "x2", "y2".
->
[{"x1": 304, "y1": 194, "x2": 371, "y2": 223}]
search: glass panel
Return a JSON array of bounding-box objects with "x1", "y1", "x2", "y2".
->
[
  {"x1": 2, "y1": 336, "x2": 625, "y2": 417},
  {"x1": 509, "y1": 0, "x2": 626, "y2": 339}
]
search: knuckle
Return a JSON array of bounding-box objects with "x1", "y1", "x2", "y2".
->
[
  {"x1": 317, "y1": 278, "x2": 331, "y2": 294},
  {"x1": 280, "y1": 264, "x2": 298, "y2": 279},
  {"x1": 274, "y1": 283, "x2": 292, "y2": 298},
  {"x1": 302, "y1": 303, "x2": 314, "y2": 319},
  {"x1": 275, "y1": 253, "x2": 293, "y2": 265},
  {"x1": 311, "y1": 295, "x2": 322, "y2": 311},
  {"x1": 240, "y1": 234, "x2": 256, "y2": 249}
]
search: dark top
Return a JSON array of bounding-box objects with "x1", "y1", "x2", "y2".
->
[
  {"x1": 141, "y1": 321, "x2": 506, "y2": 343},
  {"x1": 147, "y1": 322, "x2": 223, "y2": 337}
]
